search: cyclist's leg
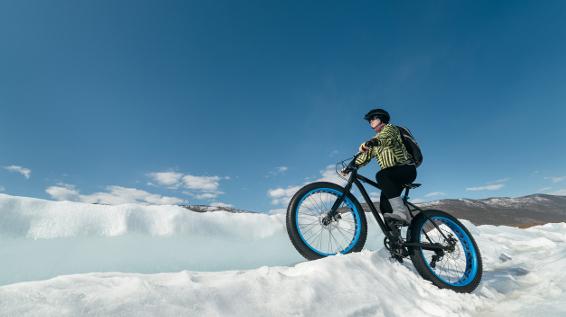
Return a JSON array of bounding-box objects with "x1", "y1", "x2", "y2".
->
[
  {"x1": 376, "y1": 167, "x2": 405, "y2": 214},
  {"x1": 376, "y1": 165, "x2": 417, "y2": 220}
]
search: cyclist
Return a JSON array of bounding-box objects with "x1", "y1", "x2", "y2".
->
[{"x1": 351, "y1": 108, "x2": 417, "y2": 225}]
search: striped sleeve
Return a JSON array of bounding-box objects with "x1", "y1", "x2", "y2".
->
[{"x1": 354, "y1": 142, "x2": 373, "y2": 168}]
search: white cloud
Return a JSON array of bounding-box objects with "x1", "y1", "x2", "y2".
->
[
  {"x1": 148, "y1": 172, "x2": 184, "y2": 188},
  {"x1": 267, "y1": 185, "x2": 302, "y2": 205},
  {"x1": 186, "y1": 191, "x2": 224, "y2": 200},
  {"x1": 149, "y1": 171, "x2": 228, "y2": 201},
  {"x1": 544, "y1": 176, "x2": 566, "y2": 183},
  {"x1": 182, "y1": 175, "x2": 220, "y2": 191},
  {"x1": 425, "y1": 192, "x2": 446, "y2": 197},
  {"x1": 265, "y1": 166, "x2": 289, "y2": 178},
  {"x1": 267, "y1": 164, "x2": 349, "y2": 206},
  {"x1": 4, "y1": 165, "x2": 31, "y2": 179},
  {"x1": 46, "y1": 183, "x2": 81, "y2": 201},
  {"x1": 329, "y1": 150, "x2": 340, "y2": 157},
  {"x1": 318, "y1": 164, "x2": 347, "y2": 185},
  {"x1": 46, "y1": 184, "x2": 184, "y2": 205},
  {"x1": 466, "y1": 177, "x2": 509, "y2": 192},
  {"x1": 277, "y1": 166, "x2": 288, "y2": 173},
  {"x1": 492, "y1": 178, "x2": 510, "y2": 183},
  {"x1": 537, "y1": 187, "x2": 552, "y2": 193},
  {"x1": 466, "y1": 184, "x2": 505, "y2": 191},
  {"x1": 410, "y1": 198, "x2": 426, "y2": 204}
]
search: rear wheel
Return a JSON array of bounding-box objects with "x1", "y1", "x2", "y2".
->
[
  {"x1": 407, "y1": 210, "x2": 482, "y2": 293},
  {"x1": 286, "y1": 182, "x2": 367, "y2": 260}
]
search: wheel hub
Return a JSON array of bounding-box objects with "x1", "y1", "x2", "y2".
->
[{"x1": 321, "y1": 213, "x2": 341, "y2": 226}]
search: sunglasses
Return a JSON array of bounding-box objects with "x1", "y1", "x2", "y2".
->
[{"x1": 367, "y1": 116, "x2": 381, "y2": 123}]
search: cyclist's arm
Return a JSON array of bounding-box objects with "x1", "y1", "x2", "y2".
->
[
  {"x1": 354, "y1": 126, "x2": 396, "y2": 168},
  {"x1": 361, "y1": 126, "x2": 396, "y2": 149},
  {"x1": 354, "y1": 143, "x2": 373, "y2": 168}
]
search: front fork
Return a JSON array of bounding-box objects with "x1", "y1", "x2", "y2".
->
[{"x1": 321, "y1": 174, "x2": 356, "y2": 225}]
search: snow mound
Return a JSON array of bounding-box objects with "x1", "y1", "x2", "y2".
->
[
  {"x1": 0, "y1": 194, "x2": 280, "y2": 239},
  {"x1": 0, "y1": 250, "x2": 485, "y2": 317}
]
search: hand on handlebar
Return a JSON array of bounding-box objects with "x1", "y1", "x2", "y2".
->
[
  {"x1": 340, "y1": 167, "x2": 352, "y2": 176},
  {"x1": 359, "y1": 138, "x2": 379, "y2": 152}
]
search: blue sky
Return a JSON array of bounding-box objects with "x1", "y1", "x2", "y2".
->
[{"x1": 1, "y1": 0, "x2": 565, "y2": 212}]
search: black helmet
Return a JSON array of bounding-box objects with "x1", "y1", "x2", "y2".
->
[{"x1": 363, "y1": 108, "x2": 390, "y2": 123}]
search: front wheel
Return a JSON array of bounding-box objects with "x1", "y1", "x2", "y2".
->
[
  {"x1": 286, "y1": 182, "x2": 367, "y2": 260},
  {"x1": 407, "y1": 209, "x2": 483, "y2": 293}
]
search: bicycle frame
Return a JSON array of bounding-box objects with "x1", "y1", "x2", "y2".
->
[{"x1": 325, "y1": 166, "x2": 444, "y2": 251}]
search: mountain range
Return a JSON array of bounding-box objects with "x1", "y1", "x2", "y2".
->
[{"x1": 366, "y1": 193, "x2": 566, "y2": 227}]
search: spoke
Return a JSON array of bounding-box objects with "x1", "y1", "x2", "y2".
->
[
  {"x1": 317, "y1": 226, "x2": 324, "y2": 250},
  {"x1": 300, "y1": 208, "x2": 319, "y2": 216},
  {"x1": 339, "y1": 227, "x2": 356, "y2": 234},
  {"x1": 453, "y1": 259, "x2": 465, "y2": 277},
  {"x1": 328, "y1": 227, "x2": 334, "y2": 252},
  {"x1": 319, "y1": 193, "x2": 329, "y2": 214},
  {"x1": 298, "y1": 218, "x2": 318, "y2": 225},
  {"x1": 298, "y1": 209, "x2": 318, "y2": 217},
  {"x1": 340, "y1": 217, "x2": 355, "y2": 223},
  {"x1": 317, "y1": 192, "x2": 328, "y2": 211},
  {"x1": 307, "y1": 195, "x2": 323, "y2": 215},
  {"x1": 329, "y1": 227, "x2": 346, "y2": 252},
  {"x1": 446, "y1": 259, "x2": 457, "y2": 281},
  {"x1": 301, "y1": 224, "x2": 320, "y2": 238},
  {"x1": 298, "y1": 221, "x2": 319, "y2": 228},
  {"x1": 302, "y1": 200, "x2": 321, "y2": 215},
  {"x1": 304, "y1": 225, "x2": 324, "y2": 241},
  {"x1": 320, "y1": 193, "x2": 330, "y2": 212},
  {"x1": 299, "y1": 206, "x2": 320, "y2": 217},
  {"x1": 334, "y1": 225, "x2": 351, "y2": 244},
  {"x1": 298, "y1": 214, "x2": 318, "y2": 221},
  {"x1": 298, "y1": 212, "x2": 318, "y2": 218}
]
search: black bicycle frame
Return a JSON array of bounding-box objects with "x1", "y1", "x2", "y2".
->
[{"x1": 326, "y1": 167, "x2": 442, "y2": 249}]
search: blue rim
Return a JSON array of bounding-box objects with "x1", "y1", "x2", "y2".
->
[
  {"x1": 295, "y1": 187, "x2": 362, "y2": 256},
  {"x1": 419, "y1": 216, "x2": 479, "y2": 287}
]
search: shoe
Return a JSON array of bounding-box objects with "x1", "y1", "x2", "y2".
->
[{"x1": 383, "y1": 196, "x2": 410, "y2": 225}]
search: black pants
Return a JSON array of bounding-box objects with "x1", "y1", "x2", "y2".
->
[{"x1": 376, "y1": 164, "x2": 417, "y2": 214}]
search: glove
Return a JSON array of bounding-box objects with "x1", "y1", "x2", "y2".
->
[
  {"x1": 340, "y1": 166, "x2": 353, "y2": 176},
  {"x1": 364, "y1": 138, "x2": 380, "y2": 148}
]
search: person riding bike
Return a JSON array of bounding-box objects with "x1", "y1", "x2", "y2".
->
[{"x1": 352, "y1": 108, "x2": 417, "y2": 225}]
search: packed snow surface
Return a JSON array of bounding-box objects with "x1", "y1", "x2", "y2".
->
[{"x1": 0, "y1": 194, "x2": 565, "y2": 316}]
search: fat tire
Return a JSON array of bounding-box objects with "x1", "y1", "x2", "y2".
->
[
  {"x1": 286, "y1": 182, "x2": 367, "y2": 260},
  {"x1": 407, "y1": 209, "x2": 483, "y2": 293}
]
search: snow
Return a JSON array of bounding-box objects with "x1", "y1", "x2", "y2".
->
[{"x1": 0, "y1": 193, "x2": 565, "y2": 316}]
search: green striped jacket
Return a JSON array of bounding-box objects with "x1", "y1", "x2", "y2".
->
[{"x1": 354, "y1": 123, "x2": 414, "y2": 170}]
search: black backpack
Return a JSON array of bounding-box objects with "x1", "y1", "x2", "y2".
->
[{"x1": 396, "y1": 126, "x2": 423, "y2": 167}]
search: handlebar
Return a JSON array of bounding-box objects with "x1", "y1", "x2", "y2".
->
[{"x1": 341, "y1": 152, "x2": 365, "y2": 174}]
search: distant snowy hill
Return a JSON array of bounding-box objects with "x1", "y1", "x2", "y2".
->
[
  {"x1": 0, "y1": 193, "x2": 565, "y2": 316},
  {"x1": 363, "y1": 193, "x2": 566, "y2": 227}
]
